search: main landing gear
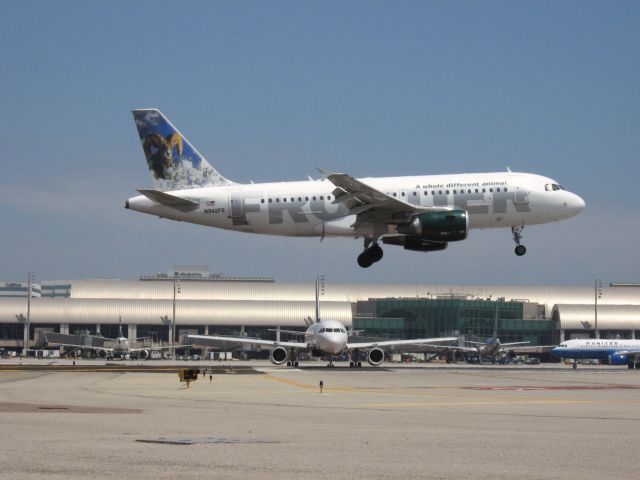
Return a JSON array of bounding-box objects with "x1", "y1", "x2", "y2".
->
[
  {"x1": 357, "y1": 242, "x2": 383, "y2": 268},
  {"x1": 512, "y1": 225, "x2": 527, "y2": 257}
]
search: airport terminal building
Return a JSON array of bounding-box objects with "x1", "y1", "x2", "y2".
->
[{"x1": 1, "y1": 267, "x2": 640, "y2": 352}]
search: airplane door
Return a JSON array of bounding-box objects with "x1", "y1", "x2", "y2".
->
[{"x1": 228, "y1": 191, "x2": 244, "y2": 218}]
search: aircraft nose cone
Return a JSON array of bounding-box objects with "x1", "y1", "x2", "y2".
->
[{"x1": 563, "y1": 192, "x2": 585, "y2": 217}]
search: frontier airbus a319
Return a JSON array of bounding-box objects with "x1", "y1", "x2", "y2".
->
[{"x1": 126, "y1": 109, "x2": 585, "y2": 267}]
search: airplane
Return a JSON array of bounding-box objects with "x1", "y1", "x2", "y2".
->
[
  {"x1": 184, "y1": 277, "x2": 458, "y2": 367},
  {"x1": 125, "y1": 109, "x2": 585, "y2": 268},
  {"x1": 551, "y1": 338, "x2": 640, "y2": 369},
  {"x1": 42, "y1": 322, "x2": 174, "y2": 360},
  {"x1": 442, "y1": 304, "x2": 543, "y2": 363}
]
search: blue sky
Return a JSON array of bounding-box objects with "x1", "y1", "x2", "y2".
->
[{"x1": 0, "y1": 1, "x2": 638, "y2": 286}]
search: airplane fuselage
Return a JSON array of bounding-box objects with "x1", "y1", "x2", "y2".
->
[
  {"x1": 304, "y1": 320, "x2": 349, "y2": 355},
  {"x1": 127, "y1": 172, "x2": 584, "y2": 239},
  {"x1": 552, "y1": 339, "x2": 640, "y2": 364}
]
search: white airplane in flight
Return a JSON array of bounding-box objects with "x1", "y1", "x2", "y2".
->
[
  {"x1": 552, "y1": 339, "x2": 640, "y2": 369},
  {"x1": 126, "y1": 109, "x2": 585, "y2": 267},
  {"x1": 184, "y1": 277, "x2": 457, "y2": 367}
]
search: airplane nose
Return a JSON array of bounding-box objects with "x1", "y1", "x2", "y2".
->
[{"x1": 563, "y1": 192, "x2": 585, "y2": 217}]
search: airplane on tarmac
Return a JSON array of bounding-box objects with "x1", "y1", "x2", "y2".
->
[
  {"x1": 551, "y1": 339, "x2": 640, "y2": 369},
  {"x1": 125, "y1": 109, "x2": 585, "y2": 268},
  {"x1": 184, "y1": 277, "x2": 458, "y2": 367},
  {"x1": 42, "y1": 322, "x2": 174, "y2": 360},
  {"x1": 442, "y1": 304, "x2": 544, "y2": 363}
]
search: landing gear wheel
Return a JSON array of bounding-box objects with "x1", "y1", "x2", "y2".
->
[
  {"x1": 357, "y1": 251, "x2": 374, "y2": 268},
  {"x1": 357, "y1": 242, "x2": 383, "y2": 268},
  {"x1": 350, "y1": 361, "x2": 355, "y2": 368},
  {"x1": 511, "y1": 225, "x2": 526, "y2": 257},
  {"x1": 370, "y1": 244, "x2": 383, "y2": 263},
  {"x1": 515, "y1": 245, "x2": 527, "y2": 256}
]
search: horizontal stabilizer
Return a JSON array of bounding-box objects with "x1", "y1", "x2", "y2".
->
[{"x1": 137, "y1": 189, "x2": 199, "y2": 212}]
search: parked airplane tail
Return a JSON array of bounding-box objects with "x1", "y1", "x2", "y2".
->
[{"x1": 131, "y1": 109, "x2": 234, "y2": 191}]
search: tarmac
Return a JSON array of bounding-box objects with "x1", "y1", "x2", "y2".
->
[{"x1": 1, "y1": 359, "x2": 639, "y2": 479}]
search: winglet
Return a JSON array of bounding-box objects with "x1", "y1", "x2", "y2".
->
[{"x1": 315, "y1": 167, "x2": 332, "y2": 180}]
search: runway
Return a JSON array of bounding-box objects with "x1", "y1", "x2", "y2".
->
[{"x1": 1, "y1": 360, "x2": 639, "y2": 479}]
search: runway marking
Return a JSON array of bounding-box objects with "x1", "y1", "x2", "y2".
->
[
  {"x1": 462, "y1": 385, "x2": 640, "y2": 391},
  {"x1": 360, "y1": 399, "x2": 598, "y2": 409}
]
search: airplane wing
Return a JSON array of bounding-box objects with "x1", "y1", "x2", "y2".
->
[
  {"x1": 42, "y1": 340, "x2": 113, "y2": 354},
  {"x1": 326, "y1": 172, "x2": 449, "y2": 226},
  {"x1": 184, "y1": 334, "x2": 307, "y2": 350},
  {"x1": 500, "y1": 342, "x2": 531, "y2": 347},
  {"x1": 347, "y1": 337, "x2": 458, "y2": 352}
]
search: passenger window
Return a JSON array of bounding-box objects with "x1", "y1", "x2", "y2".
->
[
  {"x1": 489, "y1": 188, "x2": 493, "y2": 193},
  {"x1": 504, "y1": 187, "x2": 508, "y2": 192},
  {"x1": 268, "y1": 199, "x2": 272, "y2": 203},
  {"x1": 327, "y1": 196, "x2": 331, "y2": 200},
  {"x1": 283, "y1": 198, "x2": 287, "y2": 202},
  {"x1": 276, "y1": 198, "x2": 280, "y2": 203},
  {"x1": 446, "y1": 190, "x2": 450, "y2": 195},
  {"x1": 496, "y1": 188, "x2": 500, "y2": 192},
  {"x1": 401, "y1": 192, "x2": 405, "y2": 197},
  {"x1": 475, "y1": 189, "x2": 479, "y2": 193},
  {"x1": 320, "y1": 196, "x2": 324, "y2": 200},
  {"x1": 438, "y1": 190, "x2": 442, "y2": 195},
  {"x1": 291, "y1": 198, "x2": 294, "y2": 202},
  {"x1": 393, "y1": 192, "x2": 397, "y2": 197},
  {"x1": 312, "y1": 196, "x2": 316, "y2": 201},
  {"x1": 305, "y1": 197, "x2": 309, "y2": 201},
  {"x1": 453, "y1": 190, "x2": 457, "y2": 194},
  {"x1": 298, "y1": 197, "x2": 302, "y2": 202},
  {"x1": 261, "y1": 199, "x2": 264, "y2": 203},
  {"x1": 413, "y1": 192, "x2": 417, "y2": 196}
]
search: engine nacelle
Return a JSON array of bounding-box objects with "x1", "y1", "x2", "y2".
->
[
  {"x1": 367, "y1": 348, "x2": 385, "y2": 366},
  {"x1": 397, "y1": 210, "x2": 468, "y2": 242},
  {"x1": 138, "y1": 349, "x2": 150, "y2": 360},
  {"x1": 97, "y1": 350, "x2": 108, "y2": 359},
  {"x1": 608, "y1": 354, "x2": 627, "y2": 365},
  {"x1": 270, "y1": 346, "x2": 289, "y2": 365}
]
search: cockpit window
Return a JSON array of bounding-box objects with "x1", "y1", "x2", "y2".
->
[
  {"x1": 545, "y1": 183, "x2": 564, "y2": 191},
  {"x1": 319, "y1": 328, "x2": 326, "y2": 333}
]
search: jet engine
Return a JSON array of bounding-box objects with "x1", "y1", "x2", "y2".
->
[
  {"x1": 138, "y1": 349, "x2": 150, "y2": 360},
  {"x1": 397, "y1": 210, "x2": 468, "y2": 242},
  {"x1": 367, "y1": 348, "x2": 385, "y2": 366},
  {"x1": 97, "y1": 350, "x2": 108, "y2": 359},
  {"x1": 270, "y1": 346, "x2": 289, "y2": 365}
]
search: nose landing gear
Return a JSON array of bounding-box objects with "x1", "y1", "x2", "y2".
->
[
  {"x1": 357, "y1": 242, "x2": 384, "y2": 268},
  {"x1": 511, "y1": 225, "x2": 527, "y2": 256}
]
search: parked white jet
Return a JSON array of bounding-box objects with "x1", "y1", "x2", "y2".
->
[
  {"x1": 186, "y1": 321, "x2": 461, "y2": 367},
  {"x1": 42, "y1": 323, "x2": 173, "y2": 360},
  {"x1": 126, "y1": 109, "x2": 585, "y2": 267},
  {"x1": 185, "y1": 277, "x2": 457, "y2": 367},
  {"x1": 552, "y1": 339, "x2": 640, "y2": 369}
]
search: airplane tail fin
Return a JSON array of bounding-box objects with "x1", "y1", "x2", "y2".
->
[{"x1": 131, "y1": 109, "x2": 234, "y2": 191}]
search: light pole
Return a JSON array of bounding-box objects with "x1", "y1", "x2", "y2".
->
[
  {"x1": 172, "y1": 273, "x2": 181, "y2": 357},
  {"x1": 25, "y1": 271, "x2": 36, "y2": 352},
  {"x1": 315, "y1": 275, "x2": 325, "y2": 323},
  {"x1": 594, "y1": 278, "x2": 602, "y2": 339}
]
